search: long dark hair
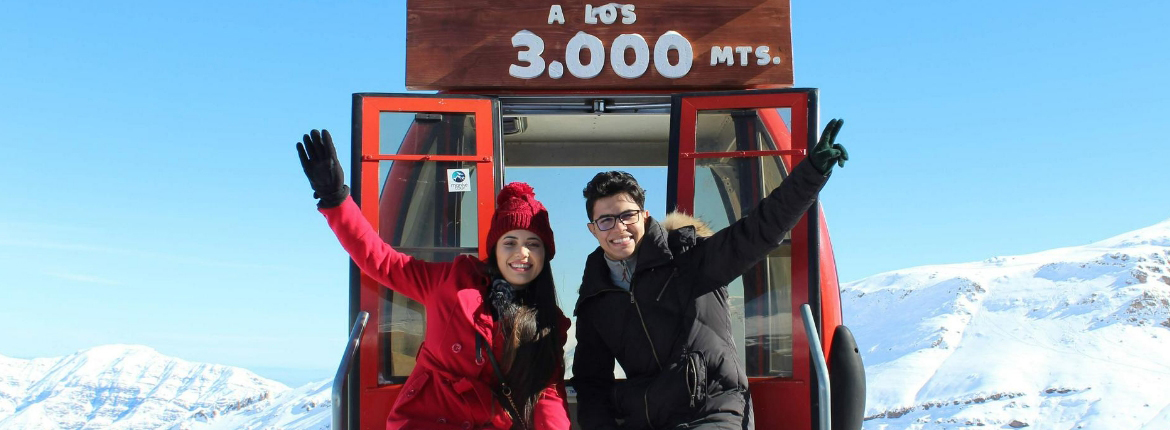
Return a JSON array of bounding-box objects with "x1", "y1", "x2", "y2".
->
[{"x1": 484, "y1": 255, "x2": 563, "y2": 429}]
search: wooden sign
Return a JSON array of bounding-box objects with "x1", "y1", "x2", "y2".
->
[{"x1": 406, "y1": 0, "x2": 792, "y2": 91}]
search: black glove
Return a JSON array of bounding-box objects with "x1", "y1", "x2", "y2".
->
[
  {"x1": 809, "y1": 118, "x2": 849, "y2": 175},
  {"x1": 296, "y1": 129, "x2": 349, "y2": 209}
]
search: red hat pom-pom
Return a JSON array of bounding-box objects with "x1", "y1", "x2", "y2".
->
[{"x1": 498, "y1": 182, "x2": 536, "y2": 205}]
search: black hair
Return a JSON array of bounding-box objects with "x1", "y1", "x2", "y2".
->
[
  {"x1": 483, "y1": 254, "x2": 562, "y2": 429},
  {"x1": 582, "y1": 170, "x2": 646, "y2": 220}
]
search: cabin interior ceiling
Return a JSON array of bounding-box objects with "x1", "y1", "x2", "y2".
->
[
  {"x1": 505, "y1": 114, "x2": 669, "y2": 142},
  {"x1": 502, "y1": 113, "x2": 735, "y2": 167}
]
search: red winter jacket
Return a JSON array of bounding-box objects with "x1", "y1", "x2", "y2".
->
[{"x1": 322, "y1": 198, "x2": 572, "y2": 429}]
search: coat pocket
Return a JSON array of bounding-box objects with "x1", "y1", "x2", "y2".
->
[
  {"x1": 614, "y1": 350, "x2": 708, "y2": 428},
  {"x1": 389, "y1": 369, "x2": 432, "y2": 414}
]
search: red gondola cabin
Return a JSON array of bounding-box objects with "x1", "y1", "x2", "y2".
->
[{"x1": 332, "y1": 1, "x2": 865, "y2": 428}]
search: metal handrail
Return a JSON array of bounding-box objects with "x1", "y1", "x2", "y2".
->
[
  {"x1": 800, "y1": 304, "x2": 831, "y2": 430},
  {"x1": 332, "y1": 311, "x2": 369, "y2": 430}
]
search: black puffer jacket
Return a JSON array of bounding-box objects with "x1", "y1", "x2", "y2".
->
[{"x1": 571, "y1": 159, "x2": 828, "y2": 430}]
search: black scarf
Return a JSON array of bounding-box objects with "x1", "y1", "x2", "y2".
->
[{"x1": 487, "y1": 277, "x2": 529, "y2": 321}]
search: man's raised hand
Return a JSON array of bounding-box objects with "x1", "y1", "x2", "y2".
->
[{"x1": 810, "y1": 118, "x2": 849, "y2": 175}]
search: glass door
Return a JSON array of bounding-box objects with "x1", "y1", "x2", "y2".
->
[
  {"x1": 349, "y1": 93, "x2": 499, "y2": 429},
  {"x1": 667, "y1": 88, "x2": 821, "y2": 429}
]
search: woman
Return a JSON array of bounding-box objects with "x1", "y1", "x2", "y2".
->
[{"x1": 297, "y1": 129, "x2": 571, "y2": 429}]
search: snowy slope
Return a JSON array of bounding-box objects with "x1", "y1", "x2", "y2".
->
[
  {"x1": 0, "y1": 354, "x2": 58, "y2": 427},
  {"x1": 845, "y1": 219, "x2": 1170, "y2": 429},
  {"x1": 0, "y1": 345, "x2": 289, "y2": 429},
  {"x1": 181, "y1": 379, "x2": 331, "y2": 430}
]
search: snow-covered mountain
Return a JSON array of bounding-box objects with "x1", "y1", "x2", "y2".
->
[
  {"x1": 846, "y1": 219, "x2": 1170, "y2": 429},
  {"x1": 0, "y1": 345, "x2": 307, "y2": 429},
  {"x1": 181, "y1": 379, "x2": 331, "y2": 430}
]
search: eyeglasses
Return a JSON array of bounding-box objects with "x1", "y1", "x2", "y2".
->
[{"x1": 591, "y1": 209, "x2": 643, "y2": 231}]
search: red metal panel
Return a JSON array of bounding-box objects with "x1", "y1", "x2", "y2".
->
[
  {"x1": 817, "y1": 208, "x2": 843, "y2": 357},
  {"x1": 358, "y1": 97, "x2": 384, "y2": 429},
  {"x1": 473, "y1": 101, "x2": 496, "y2": 260},
  {"x1": 675, "y1": 97, "x2": 697, "y2": 213},
  {"x1": 785, "y1": 214, "x2": 813, "y2": 427},
  {"x1": 749, "y1": 377, "x2": 810, "y2": 426}
]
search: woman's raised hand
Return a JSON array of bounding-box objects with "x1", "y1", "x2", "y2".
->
[{"x1": 296, "y1": 129, "x2": 349, "y2": 208}]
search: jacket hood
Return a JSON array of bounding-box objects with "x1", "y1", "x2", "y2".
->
[{"x1": 661, "y1": 212, "x2": 714, "y2": 237}]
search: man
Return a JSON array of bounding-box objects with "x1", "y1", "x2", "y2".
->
[{"x1": 571, "y1": 119, "x2": 849, "y2": 429}]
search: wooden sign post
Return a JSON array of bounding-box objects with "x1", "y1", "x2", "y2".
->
[{"x1": 406, "y1": 0, "x2": 792, "y2": 91}]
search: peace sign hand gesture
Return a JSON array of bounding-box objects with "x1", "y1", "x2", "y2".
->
[{"x1": 809, "y1": 118, "x2": 850, "y2": 175}]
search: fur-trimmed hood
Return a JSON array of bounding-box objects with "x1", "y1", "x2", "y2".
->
[{"x1": 661, "y1": 211, "x2": 714, "y2": 237}]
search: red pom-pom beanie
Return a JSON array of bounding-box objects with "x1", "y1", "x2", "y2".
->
[{"x1": 485, "y1": 182, "x2": 556, "y2": 261}]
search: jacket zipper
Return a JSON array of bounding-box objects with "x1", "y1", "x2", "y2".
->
[
  {"x1": 585, "y1": 267, "x2": 671, "y2": 427},
  {"x1": 644, "y1": 387, "x2": 656, "y2": 429},
  {"x1": 629, "y1": 282, "x2": 663, "y2": 371},
  {"x1": 655, "y1": 268, "x2": 677, "y2": 302},
  {"x1": 582, "y1": 287, "x2": 662, "y2": 370}
]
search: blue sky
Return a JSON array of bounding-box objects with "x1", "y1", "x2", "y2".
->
[{"x1": 2, "y1": 1, "x2": 1167, "y2": 387}]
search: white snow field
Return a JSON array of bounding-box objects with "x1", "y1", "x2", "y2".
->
[
  {"x1": 0, "y1": 345, "x2": 322, "y2": 429},
  {"x1": 847, "y1": 219, "x2": 1170, "y2": 429}
]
